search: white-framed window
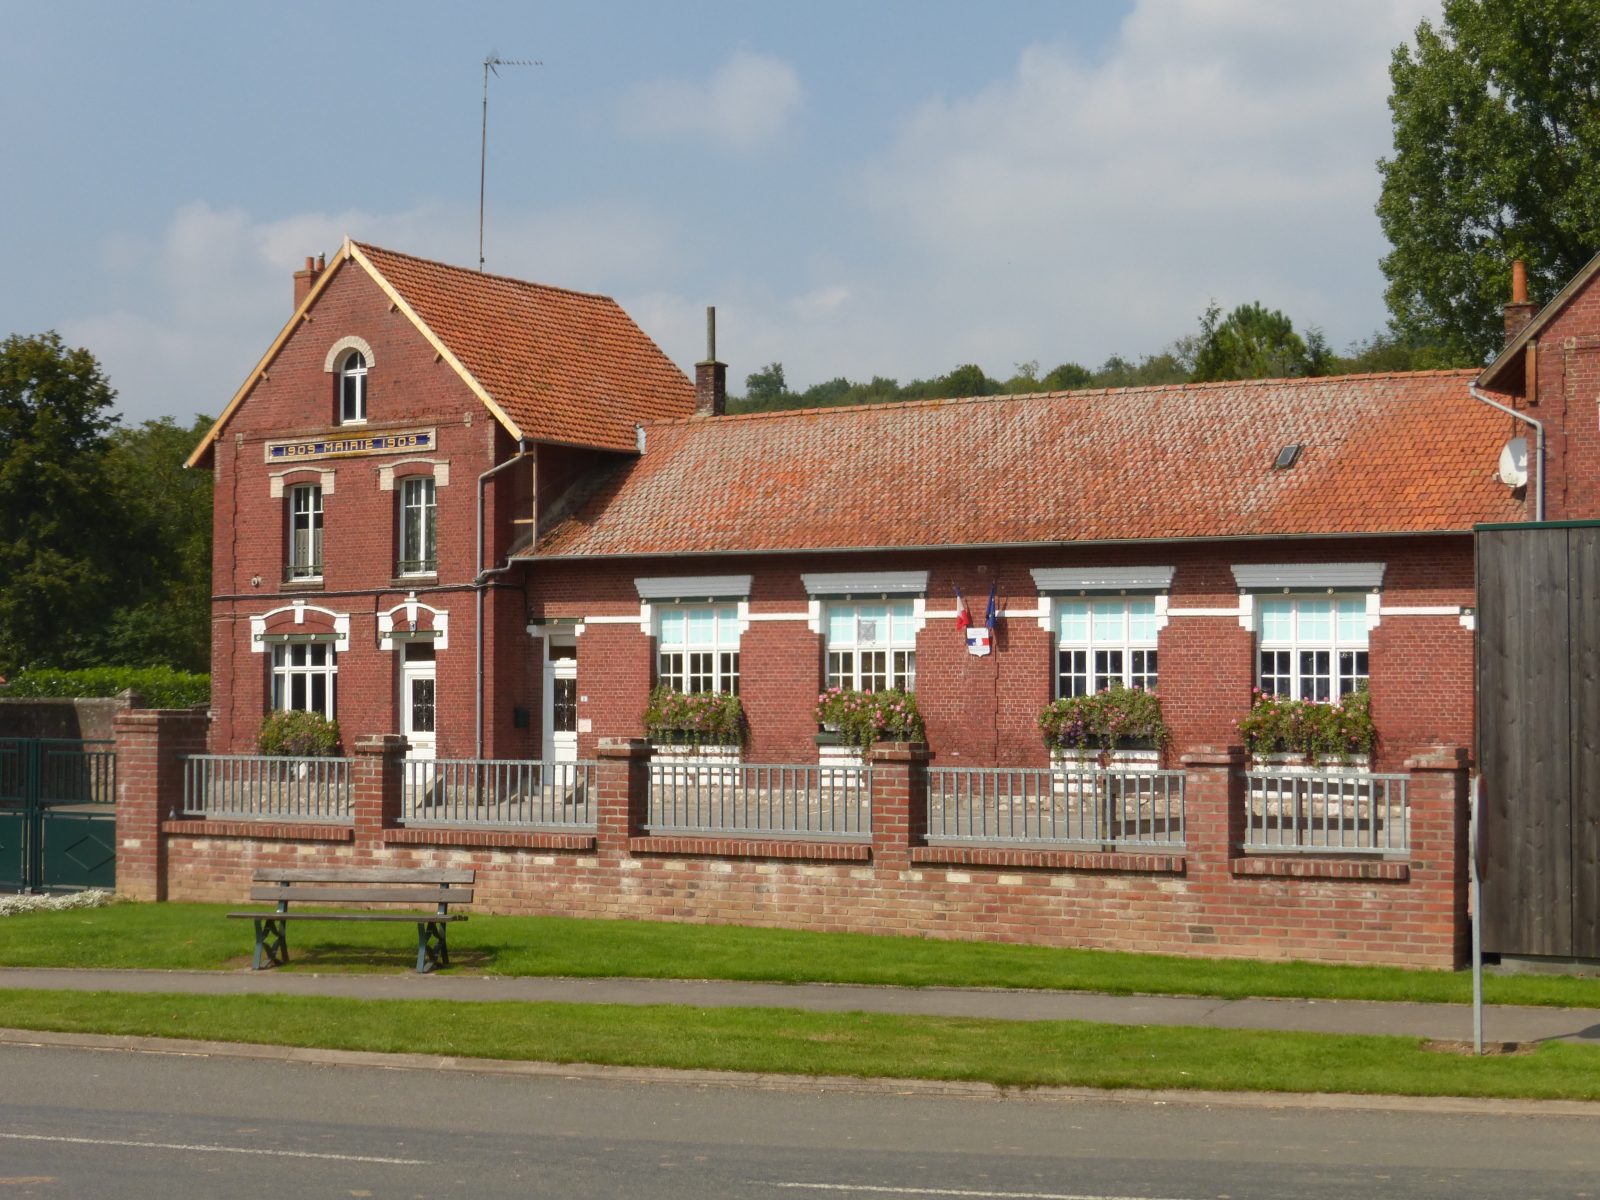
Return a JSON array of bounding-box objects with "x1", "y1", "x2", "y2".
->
[
  {"x1": 287, "y1": 485, "x2": 323, "y2": 580},
  {"x1": 1055, "y1": 598, "x2": 1159, "y2": 697},
  {"x1": 1257, "y1": 597, "x2": 1369, "y2": 701},
  {"x1": 398, "y1": 476, "x2": 436, "y2": 575},
  {"x1": 270, "y1": 642, "x2": 336, "y2": 716},
  {"x1": 657, "y1": 605, "x2": 740, "y2": 694},
  {"x1": 826, "y1": 601, "x2": 916, "y2": 692},
  {"x1": 339, "y1": 351, "x2": 367, "y2": 424}
]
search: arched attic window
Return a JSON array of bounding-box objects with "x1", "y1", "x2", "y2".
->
[{"x1": 339, "y1": 351, "x2": 368, "y2": 424}]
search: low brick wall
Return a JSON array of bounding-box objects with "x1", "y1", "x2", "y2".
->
[{"x1": 119, "y1": 716, "x2": 1471, "y2": 968}]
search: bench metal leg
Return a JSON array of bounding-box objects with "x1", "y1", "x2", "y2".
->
[
  {"x1": 417, "y1": 921, "x2": 449, "y2": 973},
  {"x1": 252, "y1": 918, "x2": 288, "y2": 970}
]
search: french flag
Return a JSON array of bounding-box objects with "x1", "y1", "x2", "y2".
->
[{"x1": 954, "y1": 586, "x2": 971, "y2": 635}]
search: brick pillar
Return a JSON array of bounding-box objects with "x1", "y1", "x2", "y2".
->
[
  {"x1": 1404, "y1": 746, "x2": 1470, "y2": 968},
  {"x1": 351, "y1": 734, "x2": 406, "y2": 854},
  {"x1": 870, "y1": 741, "x2": 928, "y2": 871},
  {"x1": 595, "y1": 737, "x2": 650, "y2": 858},
  {"x1": 1180, "y1": 745, "x2": 1246, "y2": 880},
  {"x1": 114, "y1": 709, "x2": 209, "y2": 901}
]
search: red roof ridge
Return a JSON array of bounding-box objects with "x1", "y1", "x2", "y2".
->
[
  {"x1": 352, "y1": 241, "x2": 622, "y2": 306},
  {"x1": 638, "y1": 367, "x2": 1483, "y2": 430}
]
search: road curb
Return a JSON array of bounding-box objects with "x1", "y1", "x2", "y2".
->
[{"x1": 4, "y1": 1025, "x2": 1599, "y2": 1118}]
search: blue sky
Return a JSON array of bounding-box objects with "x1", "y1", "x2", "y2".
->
[{"x1": 2, "y1": 1, "x2": 1441, "y2": 426}]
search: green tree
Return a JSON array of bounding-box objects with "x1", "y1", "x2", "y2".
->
[
  {"x1": 1041, "y1": 362, "x2": 1094, "y2": 390},
  {"x1": 0, "y1": 332, "x2": 122, "y2": 672},
  {"x1": 741, "y1": 362, "x2": 792, "y2": 410},
  {"x1": 98, "y1": 415, "x2": 215, "y2": 672},
  {"x1": 1190, "y1": 302, "x2": 1330, "y2": 382},
  {"x1": 1377, "y1": 0, "x2": 1600, "y2": 363}
]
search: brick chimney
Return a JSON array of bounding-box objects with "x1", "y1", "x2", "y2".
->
[
  {"x1": 1504, "y1": 259, "x2": 1537, "y2": 344},
  {"x1": 293, "y1": 253, "x2": 327, "y2": 309},
  {"x1": 694, "y1": 305, "x2": 726, "y2": 417}
]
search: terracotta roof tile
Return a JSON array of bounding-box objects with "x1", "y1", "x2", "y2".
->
[
  {"x1": 528, "y1": 370, "x2": 1525, "y2": 558},
  {"x1": 356, "y1": 243, "x2": 694, "y2": 451}
]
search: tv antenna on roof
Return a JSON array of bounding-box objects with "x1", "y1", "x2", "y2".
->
[{"x1": 479, "y1": 54, "x2": 540, "y2": 272}]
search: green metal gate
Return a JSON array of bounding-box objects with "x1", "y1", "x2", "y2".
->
[{"x1": 0, "y1": 738, "x2": 117, "y2": 892}]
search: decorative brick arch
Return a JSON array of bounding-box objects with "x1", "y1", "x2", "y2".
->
[{"x1": 323, "y1": 335, "x2": 375, "y2": 372}]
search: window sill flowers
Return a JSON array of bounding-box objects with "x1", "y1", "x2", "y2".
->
[
  {"x1": 813, "y1": 687, "x2": 925, "y2": 752},
  {"x1": 1037, "y1": 685, "x2": 1169, "y2": 761},
  {"x1": 643, "y1": 687, "x2": 747, "y2": 748},
  {"x1": 1236, "y1": 686, "x2": 1374, "y2": 765}
]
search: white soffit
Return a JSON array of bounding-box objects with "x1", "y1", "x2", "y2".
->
[
  {"x1": 801, "y1": 570, "x2": 929, "y2": 597},
  {"x1": 1031, "y1": 566, "x2": 1175, "y2": 593},
  {"x1": 1230, "y1": 563, "x2": 1387, "y2": 592},
  {"x1": 634, "y1": 575, "x2": 752, "y2": 601}
]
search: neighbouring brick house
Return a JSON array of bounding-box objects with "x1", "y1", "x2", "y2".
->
[{"x1": 151, "y1": 239, "x2": 1590, "y2": 966}]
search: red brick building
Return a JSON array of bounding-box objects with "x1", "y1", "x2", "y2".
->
[{"x1": 161, "y1": 239, "x2": 1588, "y2": 966}]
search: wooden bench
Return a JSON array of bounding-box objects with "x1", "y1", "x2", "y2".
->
[{"x1": 228, "y1": 867, "x2": 474, "y2": 973}]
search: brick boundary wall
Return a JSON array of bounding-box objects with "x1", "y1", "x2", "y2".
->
[{"x1": 117, "y1": 719, "x2": 1470, "y2": 968}]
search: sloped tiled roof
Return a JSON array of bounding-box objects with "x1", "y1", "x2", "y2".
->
[
  {"x1": 528, "y1": 370, "x2": 1525, "y2": 558},
  {"x1": 354, "y1": 243, "x2": 695, "y2": 451}
]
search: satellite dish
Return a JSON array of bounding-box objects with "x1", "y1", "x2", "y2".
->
[{"x1": 1498, "y1": 437, "x2": 1529, "y2": 488}]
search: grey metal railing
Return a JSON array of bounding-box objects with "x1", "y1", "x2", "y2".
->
[
  {"x1": 183, "y1": 754, "x2": 352, "y2": 821},
  {"x1": 1243, "y1": 769, "x2": 1408, "y2": 853},
  {"x1": 928, "y1": 765, "x2": 1186, "y2": 848},
  {"x1": 647, "y1": 760, "x2": 872, "y2": 839},
  {"x1": 403, "y1": 758, "x2": 595, "y2": 828}
]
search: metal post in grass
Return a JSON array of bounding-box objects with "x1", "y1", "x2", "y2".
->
[{"x1": 1470, "y1": 773, "x2": 1483, "y2": 1056}]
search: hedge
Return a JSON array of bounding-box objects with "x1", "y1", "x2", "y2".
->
[{"x1": 0, "y1": 668, "x2": 210, "y2": 709}]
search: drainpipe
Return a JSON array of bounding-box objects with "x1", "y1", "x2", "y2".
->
[
  {"x1": 476, "y1": 438, "x2": 532, "y2": 757},
  {"x1": 1469, "y1": 385, "x2": 1545, "y2": 522}
]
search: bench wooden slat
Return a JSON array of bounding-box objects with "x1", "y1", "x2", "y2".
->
[
  {"x1": 228, "y1": 912, "x2": 467, "y2": 923},
  {"x1": 253, "y1": 867, "x2": 475, "y2": 885},
  {"x1": 247, "y1": 885, "x2": 473, "y2": 905}
]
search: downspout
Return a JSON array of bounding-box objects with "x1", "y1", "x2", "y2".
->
[
  {"x1": 1469, "y1": 385, "x2": 1545, "y2": 522},
  {"x1": 476, "y1": 438, "x2": 532, "y2": 757}
]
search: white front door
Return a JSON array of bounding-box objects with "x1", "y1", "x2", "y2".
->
[
  {"x1": 400, "y1": 643, "x2": 437, "y2": 760},
  {"x1": 543, "y1": 636, "x2": 578, "y2": 764}
]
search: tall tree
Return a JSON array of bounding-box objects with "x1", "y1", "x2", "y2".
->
[
  {"x1": 1190, "y1": 302, "x2": 1331, "y2": 382},
  {"x1": 0, "y1": 332, "x2": 122, "y2": 671},
  {"x1": 1377, "y1": 0, "x2": 1600, "y2": 364}
]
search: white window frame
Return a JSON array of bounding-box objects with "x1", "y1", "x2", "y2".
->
[
  {"x1": 270, "y1": 641, "x2": 336, "y2": 717},
  {"x1": 339, "y1": 351, "x2": 368, "y2": 424},
  {"x1": 1054, "y1": 597, "x2": 1159, "y2": 697},
  {"x1": 398, "y1": 475, "x2": 437, "y2": 576},
  {"x1": 656, "y1": 604, "x2": 741, "y2": 695},
  {"x1": 825, "y1": 600, "x2": 917, "y2": 692},
  {"x1": 1256, "y1": 596, "x2": 1370, "y2": 702},
  {"x1": 287, "y1": 484, "x2": 323, "y2": 580}
]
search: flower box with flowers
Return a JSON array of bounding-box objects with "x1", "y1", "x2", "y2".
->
[
  {"x1": 813, "y1": 687, "x2": 925, "y2": 764},
  {"x1": 1236, "y1": 687, "x2": 1374, "y2": 768},
  {"x1": 642, "y1": 687, "x2": 746, "y2": 762},
  {"x1": 1037, "y1": 684, "x2": 1169, "y2": 768}
]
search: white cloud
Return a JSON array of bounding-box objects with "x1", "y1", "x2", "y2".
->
[{"x1": 619, "y1": 50, "x2": 803, "y2": 151}]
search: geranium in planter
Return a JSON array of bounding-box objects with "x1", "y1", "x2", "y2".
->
[
  {"x1": 813, "y1": 687, "x2": 925, "y2": 752},
  {"x1": 257, "y1": 709, "x2": 341, "y2": 756},
  {"x1": 1236, "y1": 686, "x2": 1374, "y2": 764},
  {"x1": 1037, "y1": 685, "x2": 1169, "y2": 759},
  {"x1": 643, "y1": 686, "x2": 746, "y2": 748}
]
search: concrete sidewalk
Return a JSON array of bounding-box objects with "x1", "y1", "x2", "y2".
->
[{"x1": 4, "y1": 966, "x2": 1598, "y2": 1045}]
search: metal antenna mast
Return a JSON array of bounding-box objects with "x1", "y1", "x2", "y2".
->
[{"x1": 479, "y1": 54, "x2": 540, "y2": 271}]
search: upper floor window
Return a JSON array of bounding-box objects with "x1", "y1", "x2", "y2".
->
[
  {"x1": 271, "y1": 641, "x2": 336, "y2": 717},
  {"x1": 398, "y1": 476, "x2": 437, "y2": 575},
  {"x1": 657, "y1": 605, "x2": 740, "y2": 694},
  {"x1": 826, "y1": 601, "x2": 916, "y2": 692},
  {"x1": 287, "y1": 485, "x2": 323, "y2": 580},
  {"x1": 1257, "y1": 597, "x2": 1368, "y2": 701},
  {"x1": 1055, "y1": 598, "x2": 1158, "y2": 697},
  {"x1": 339, "y1": 351, "x2": 367, "y2": 424}
]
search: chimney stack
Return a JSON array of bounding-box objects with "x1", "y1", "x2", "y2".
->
[
  {"x1": 1504, "y1": 258, "x2": 1537, "y2": 344},
  {"x1": 694, "y1": 305, "x2": 727, "y2": 417},
  {"x1": 293, "y1": 253, "x2": 327, "y2": 310}
]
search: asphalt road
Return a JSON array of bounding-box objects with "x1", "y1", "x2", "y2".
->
[{"x1": 3, "y1": 1043, "x2": 1599, "y2": 1200}]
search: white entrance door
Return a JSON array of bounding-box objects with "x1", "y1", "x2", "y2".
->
[
  {"x1": 400, "y1": 643, "x2": 437, "y2": 761},
  {"x1": 543, "y1": 637, "x2": 578, "y2": 764}
]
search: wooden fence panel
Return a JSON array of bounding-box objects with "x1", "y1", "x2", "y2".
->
[{"x1": 1569, "y1": 527, "x2": 1600, "y2": 959}]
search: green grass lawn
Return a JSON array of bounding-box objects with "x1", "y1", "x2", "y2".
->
[
  {"x1": 3, "y1": 988, "x2": 1598, "y2": 1101},
  {"x1": 5, "y1": 900, "x2": 1600, "y2": 1008}
]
